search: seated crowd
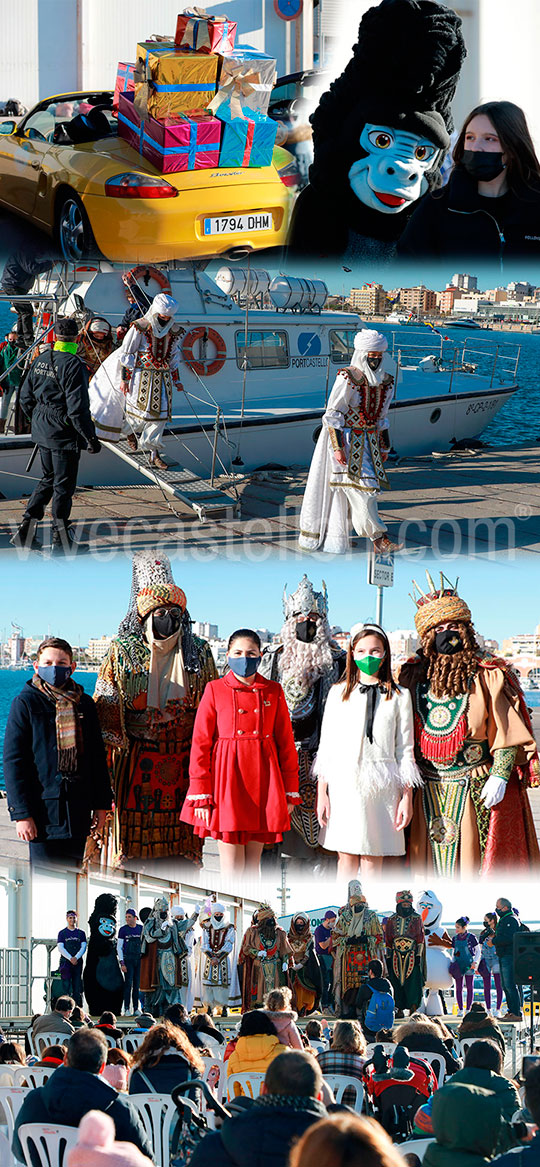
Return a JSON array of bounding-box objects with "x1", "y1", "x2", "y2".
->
[{"x1": 0, "y1": 990, "x2": 537, "y2": 1167}]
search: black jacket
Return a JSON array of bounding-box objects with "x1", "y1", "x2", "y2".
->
[
  {"x1": 1, "y1": 253, "x2": 54, "y2": 295},
  {"x1": 189, "y1": 1097, "x2": 327, "y2": 1167},
  {"x1": 12, "y1": 1065, "x2": 153, "y2": 1162},
  {"x1": 129, "y1": 1054, "x2": 201, "y2": 1096},
  {"x1": 494, "y1": 910, "x2": 522, "y2": 958},
  {"x1": 398, "y1": 167, "x2": 540, "y2": 262},
  {"x1": 3, "y1": 680, "x2": 113, "y2": 840},
  {"x1": 397, "y1": 1031, "x2": 461, "y2": 1075},
  {"x1": 20, "y1": 347, "x2": 97, "y2": 451}
]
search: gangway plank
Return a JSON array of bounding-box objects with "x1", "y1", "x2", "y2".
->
[{"x1": 104, "y1": 439, "x2": 240, "y2": 521}]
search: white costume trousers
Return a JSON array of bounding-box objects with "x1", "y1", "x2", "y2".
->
[
  {"x1": 341, "y1": 487, "x2": 386, "y2": 539},
  {"x1": 122, "y1": 417, "x2": 166, "y2": 452}
]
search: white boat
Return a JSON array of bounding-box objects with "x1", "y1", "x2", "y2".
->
[
  {"x1": 0, "y1": 265, "x2": 519, "y2": 502},
  {"x1": 445, "y1": 317, "x2": 483, "y2": 330},
  {"x1": 386, "y1": 311, "x2": 417, "y2": 325}
]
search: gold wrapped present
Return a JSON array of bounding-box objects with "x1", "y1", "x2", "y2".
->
[{"x1": 135, "y1": 40, "x2": 219, "y2": 119}]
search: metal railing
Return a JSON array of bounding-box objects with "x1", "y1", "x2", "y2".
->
[
  {"x1": 0, "y1": 947, "x2": 30, "y2": 1016},
  {"x1": 391, "y1": 332, "x2": 520, "y2": 395}
]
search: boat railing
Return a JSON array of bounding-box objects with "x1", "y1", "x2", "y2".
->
[{"x1": 393, "y1": 333, "x2": 520, "y2": 389}]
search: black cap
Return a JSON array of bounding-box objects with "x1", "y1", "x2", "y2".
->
[{"x1": 55, "y1": 317, "x2": 79, "y2": 340}]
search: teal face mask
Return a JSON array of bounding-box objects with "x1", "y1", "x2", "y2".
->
[{"x1": 354, "y1": 654, "x2": 384, "y2": 676}]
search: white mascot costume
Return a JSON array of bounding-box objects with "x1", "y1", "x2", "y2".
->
[{"x1": 416, "y1": 890, "x2": 452, "y2": 1016}]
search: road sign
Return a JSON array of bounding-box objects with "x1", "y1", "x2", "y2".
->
[
  {"x1": 367, "y1": 549, "x2": 395, "y2": 588},
  {"x1": 274, "y1": 0, "x2": 303, "y2": 19}
]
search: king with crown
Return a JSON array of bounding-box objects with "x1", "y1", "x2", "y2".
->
[
  {"x1": 258, "y1": 575, "x2": 346, "y2": 856},
  {"x1": 398, "y1": 572, "x2": 540, "y2": 876}
]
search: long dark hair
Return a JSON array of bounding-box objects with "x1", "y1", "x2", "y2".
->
[
  {"x1": 453, "y1": 101, "x2": 540, "y2": 194},
  {"x1": 341, "y1": 625, "x2": 398, "y2": 702}
]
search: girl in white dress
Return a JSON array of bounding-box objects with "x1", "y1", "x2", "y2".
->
[{"x1": 315, "y1": 623, "x2": 421, "y2": 879}]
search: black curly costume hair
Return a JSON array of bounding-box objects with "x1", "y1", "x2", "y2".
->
[
  {"x1": 288, "y1": 0, "x2": 466, "y2": 255},
  {"x1": 83, "y1": 894, "x2": 125, "y2": 1017}
]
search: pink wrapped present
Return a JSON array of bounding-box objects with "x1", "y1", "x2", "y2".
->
[
  {"x1": 118, "y1": 91, "x2": 221, "y2": 173},
  {"x1": 113, "y1": 61, "x2": 136, "y2": 114},
  {"x1": 175, "y1": 7, "x2": 237, "y2": 54}
]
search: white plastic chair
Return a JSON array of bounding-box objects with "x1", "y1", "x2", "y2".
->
[
  {"x1": 365, "y1": 1042, "x2": 396, "y2": 1057},
  {"x1": 322, "y1": 1074, "x2": 364, "y2": 1113},
  {"x1": 13, "y1": 1068, "x2": 54, "y2": 1089},
  {"x1": 128, "y1": 1094, "x2": 179, "y2": 1167},
  {"x1": 0, "y1": 1087, "x2": 29, "y2": 1145},
  {"x1": 0, "y1": 1130, "x2": 11, "y2": 1167},
  {"x1": 458, "y1": 1037, "x2": 475, "y2": 1058},
  {"x1": 32, "y1": 1034, "x2": 72, "y2": 1060},
  {"x1": 120, "y1": 1034, "x2": 146, "y2": 1055},
  {"x1": 227, "y1": 1071, "x2": 265, "y2": 1100},
  {"x1": 25, "y1": 1031, "x2": 36, "y2": 1060},
  {"x1": 200, "y1": 1057, "x2": 227, "y2": 1104},
  {"x1": 411, "y1": 1050, "x2": 446, "y2": 1088},
  {"x1": 18, "y1": 1123, "x2": 79, "y2": 1167},
  {"x1": 397, "y1": 1137, "x2": 436, "y2": 1161},
  {"x1": 308, "y1": 1040, "x2": 327, "y2": 1054}
]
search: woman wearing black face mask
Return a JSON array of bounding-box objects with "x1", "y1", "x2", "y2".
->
[{"x1": 398, "y1": 100, "x2": 540, "y2": 262}]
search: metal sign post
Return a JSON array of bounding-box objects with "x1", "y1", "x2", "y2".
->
[{"x1": 367, "y1": 550, "x2": 395, "y2": 625}]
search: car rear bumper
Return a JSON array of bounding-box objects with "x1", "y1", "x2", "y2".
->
[{"x1": 83, "y1": 180, "x2": 291, "y2": 260}]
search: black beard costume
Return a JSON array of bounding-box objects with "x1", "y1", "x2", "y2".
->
[{"x1": 288, "y1": 0, "x2": 465, "y2": 261}]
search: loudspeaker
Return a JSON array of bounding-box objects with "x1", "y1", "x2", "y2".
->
[{"x1": 514, "y1": 932, "x2": 540, "y2": 984}]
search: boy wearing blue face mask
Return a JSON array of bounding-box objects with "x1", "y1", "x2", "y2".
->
[
  {"x1": 181, "y1": 628, "x2": 300, "y2": 876},
  {"x1": 3, "y1": 636, "x2": 113, "y2": 866}
]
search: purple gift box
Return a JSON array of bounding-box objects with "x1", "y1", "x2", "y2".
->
[
  {"x1": 118, "y1": 91, "x2": 221, "y2": 173},
  {"x1": 113, "y1": 62, "x2": 136, "y2": 113}
]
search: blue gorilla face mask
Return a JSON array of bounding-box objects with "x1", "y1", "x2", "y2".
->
[
  {"x1": 348, "y1": 124, "x2": 440, "y2": 214},
  {"x1": 98, "y1": 917, "x2": 116, "y2": 938}
]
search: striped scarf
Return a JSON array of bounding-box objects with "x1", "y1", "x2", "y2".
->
[{"x1": 31, "y1": 675, "x2": 83, "y2": 773}]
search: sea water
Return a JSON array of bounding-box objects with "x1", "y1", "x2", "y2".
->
[
  {"x1": 0, "y1": 304, "x2": 539, "y2": 446},
  {"x1": 0, "y1": 669, "x2": 98, "y2": 788}
]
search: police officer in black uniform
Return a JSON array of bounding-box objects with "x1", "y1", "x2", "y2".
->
[{"x1": 13, "y1": 316, "x2": 101, "y2": 552}]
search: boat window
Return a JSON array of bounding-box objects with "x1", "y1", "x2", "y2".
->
[
  {"x1": 235, "y1": 330, "x2": 289, "y2": 369},
  {"x1": 330, "y1": 329, "x2": 356, "y2": 363}
]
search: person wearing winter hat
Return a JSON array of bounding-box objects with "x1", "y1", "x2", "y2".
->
[
  {"x1": 458, "y1": 1002, "x2": 505, "y2": 1054},
  {"x1": 13, "y1": 315, "x2": 102, "y2": 552},
  {"x1": 89, "y1": 292, "x2": 184, "y2": 471},
  {"x1": 299, "y1": 330, "x2": 401, "y2": 554},
  {"x1": 67, "y1": 1110, "x2": 152, "y2": 1167},
  {"x1": 288, "y1": 0, "x2": 466, "y2": 261}
]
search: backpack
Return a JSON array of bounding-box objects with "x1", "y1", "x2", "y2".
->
[{"x1": 365, "y1": 987, "x2": 395, "y2": 1032}]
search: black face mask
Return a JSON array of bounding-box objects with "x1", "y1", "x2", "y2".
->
[
  {"x1": 397, "y1": 902, "x2": 414, "y2": 917},
  {"x1": 152, "y1": 611, "x2": 182, "y2": 639},
  {"x1": 462, "y1": 149, "x2": 505, "y2": 183},
  {"x1": 296, "y1": 619, "x2": 318, "y2": 643},
  {"x1": 157, "y1": 315, "x2": 171, "y2": 327},
  {"x1": 367, "y1": 356, "x2": 382, "y2": 370},
  {"x1": 434, "y1": 629, "x2": 464, "y2": 655}
]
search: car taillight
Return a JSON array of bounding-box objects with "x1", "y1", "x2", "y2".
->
[
  {"x1": 277, "y1": 162, "x2": 300, "y2": 188},
  {"x1": 105, "y1": 174, "x2": 179, "y2": 199}
]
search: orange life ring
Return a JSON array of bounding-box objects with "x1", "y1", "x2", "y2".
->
[
  {"x1": 123, "y1": 265, "x2": 171, "y2": 296},
  {"x1": 182, "y1": 326, "x2": 227, "y2": 376}
]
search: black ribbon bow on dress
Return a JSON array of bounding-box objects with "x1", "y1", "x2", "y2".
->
[{"x1": 358, "y1": 683, "x2": 382, "y2": 742}]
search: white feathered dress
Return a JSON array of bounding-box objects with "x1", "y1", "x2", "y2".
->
[{"x1": 314, "y1": 682, "x2": 422, "y2": 855}]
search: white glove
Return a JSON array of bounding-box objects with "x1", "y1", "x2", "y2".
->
[
  {"x1": 194, "y1": 905, "x2": 202, "y2": 914},
  {"x1": 480, "y1": 774, "x2": 508, "y2": 809},
  {"x1": 259, "y1": 949, "x2": 267, "y2": 960},
  {"x1": 282, "y1": 960, "x2": 289, "y2": 972}
]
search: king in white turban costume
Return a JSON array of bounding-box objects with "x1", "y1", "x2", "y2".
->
[
  {"x1": 299, "y1": 329, "x2": 396, "y2": 553},
  {"x1": 89, "y1": 293, "x2": 185, "y2": 465}
]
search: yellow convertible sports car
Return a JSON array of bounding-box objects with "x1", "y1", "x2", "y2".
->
[{"x1": 0, "y1": 90, "x2": 297, "y2": 261}]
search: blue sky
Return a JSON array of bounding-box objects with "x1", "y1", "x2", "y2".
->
[{"x1": 0, "y1": 554, "x2": 537, "y2": 646}]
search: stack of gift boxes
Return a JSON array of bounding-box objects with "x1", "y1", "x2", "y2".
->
[{"x1": 113, "y1": 7, "x2": 278, "y2": 175}]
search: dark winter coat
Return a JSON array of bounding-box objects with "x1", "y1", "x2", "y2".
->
[
  {"x1": 129, "y1": 1053, "x2": 202, "y2": 1096},
  {"x1": 12, "y1": 1065, "x2": 153, "y2": 1163},
  {"x1": 19, "y1": 347, "x2": 97, "y2": 451},
  {"x1": 496, "y1": 1130, "x2": 540, "y2": 1167},
  {"x1": 189, "y1": 1096, "x2": 327, "y2": 1167},
  {"x1": 3, "y1": 680, "x2": 113, "y2": 841},
  {"x1": 398, "y1": 167, "x2": 540, "y2": 262},
  {"x1": 1, "y1": 253, "x2": 54, "y2": 295},
  {"x1": 397, "y1": 1030, "x2": 461, "y2": 1076},
  {"x1": 494, "y1": 910, "x2": 522, "y2": 958},
  {"x1": 450, "y1": 1067, "x2": 521, "y2": 1152}
]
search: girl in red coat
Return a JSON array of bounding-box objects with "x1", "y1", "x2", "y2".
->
[{"x1": 180, "y1": 629, "x2": 300, "y2": 875}]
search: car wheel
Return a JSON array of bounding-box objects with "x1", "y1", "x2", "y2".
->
[{"x1": 55, "y1": 193, "x2": 97, "y2": 261}]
